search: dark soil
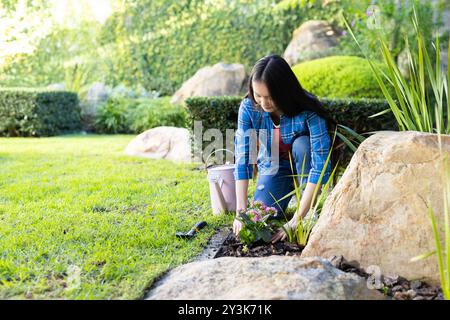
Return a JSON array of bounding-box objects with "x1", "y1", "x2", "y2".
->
[
  {"x1": 213, "y1": 231, "x2": 444, "y2": 300},
  {"x1": 214, "y1": 232, "x2": 304, "y2": 258}
]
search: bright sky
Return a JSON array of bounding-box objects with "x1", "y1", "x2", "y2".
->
[{"x1": 0, "y1": 0, "x2": 114, "y2": 66}]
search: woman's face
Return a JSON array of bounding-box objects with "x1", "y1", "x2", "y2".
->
[{"x1": 252, "y1": 81, "x2": 277, "y2": 113}]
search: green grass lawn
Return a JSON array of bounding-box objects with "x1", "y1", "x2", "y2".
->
[{"x1": 0, "y1": 134, "x2": 235, "y2": 299}]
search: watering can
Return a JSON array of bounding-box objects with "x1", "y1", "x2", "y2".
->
[{"x1": 205, "y1": 149, "x2": 236, "y2": 215}]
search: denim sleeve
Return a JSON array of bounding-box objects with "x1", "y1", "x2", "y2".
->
[
  {"x1": 305, "y1": 111, "x2": 331, "y2": 185},
  {"x1": 234, "y1": 99, "x2": 254, "y2": 180}
]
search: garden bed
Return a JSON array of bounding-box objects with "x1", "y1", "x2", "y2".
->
[
  {"x1": 212, "y1": 231, "x2": 444, "y2": 300},
  {"x1": 214, "y1": 231, "x2": 304, "y2": 258}
]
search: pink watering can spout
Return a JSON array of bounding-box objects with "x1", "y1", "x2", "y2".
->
[{"x1": 205, "y1": 149, "x2": 236, "y2": 215}]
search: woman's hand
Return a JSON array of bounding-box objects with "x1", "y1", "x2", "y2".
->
[
  {"x1": 271, "y1": 216, "x2": 298, "y2": 243},
  {"x1": 233, "y1": 218, "x2": 243, "y2": 237}
]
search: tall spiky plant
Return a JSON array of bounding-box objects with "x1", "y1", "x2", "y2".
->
[
  {"x1": 344, "y1": 7, "x2": 450, "y2": 299},
  {"x1": 343, "y1": 9, "x2": 449, "y2": 134}
]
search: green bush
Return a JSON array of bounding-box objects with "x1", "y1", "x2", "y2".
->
[
  {"x1": 0, "y1": 88, "x2": 81, "y2": 137},
  {"x1": 94, "y1": 97, "x2": 133, "y2": 134},
  {"x1": 129, "y1": 97, "x2": 189, "y2": 133},
  {"x1": 292, "y1": 56, "x2": 394, "y2": 99},
  {"x1": 93, "y1": 96, "x2": 189, "y2": 134}
]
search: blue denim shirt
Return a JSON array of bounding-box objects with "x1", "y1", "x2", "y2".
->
[{"x1": 234, "y1": 97, "x2": 331, "y2": 184}]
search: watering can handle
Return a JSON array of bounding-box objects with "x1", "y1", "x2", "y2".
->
[
  {"x1": 212, "y1": 180, "x2": 227, "y2": 213},
  {"x1": 205, "y1": 149, "x2": 235, "y2": 170}
]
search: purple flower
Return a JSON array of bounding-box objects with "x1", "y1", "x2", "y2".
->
[
  {"x1": 252, "y1": 212, "x2": 262, "y2": 222},
  {"x1": 246, "y1": 209, "x2": 258, "y2": 219},
  {"x1": 264, "y1": 207, "x2": 274, "y2": 214}
]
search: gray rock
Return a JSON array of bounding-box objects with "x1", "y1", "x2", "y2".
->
[
  {"x1": 146, "y1": 256, "x2": 385, "y2": 300},
  {"x1": 283, "y1": 20, "x2": 341, "y2": 66},
  {"x1": 125, "y1": 126, "x2": 192, "y2": 163},
  {"x1": 171, "y1": 62, "x2": 247, "y2": 105},
  {"x1": 410, "y1": 280, "x2": 422, "y2": 290},
  {"x1": 406, "y1": 289, "x2": 417, "y2": 299}
]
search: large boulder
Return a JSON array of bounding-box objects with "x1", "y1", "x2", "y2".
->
[
  {"x1": 125, "y1": 126, "x2": 192, "y2": 163},
  {"x1": 283, "y1": 20, "x2": 341, "y2": 66},
  {"x1": 171, "y1": 63, "x2": 246, "y2": 105},
  {"x1": 302, "y1": 131, "x2": 450, "y2": 285},
  {"x1": 146, "y1": 256, "x2": 385, "y2": 300}
]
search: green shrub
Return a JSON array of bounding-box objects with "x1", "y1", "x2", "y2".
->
[
  {"x1": 93, "y1": 96, "x2": 189, "y2": 134},
  {"x1": 0, "y1": 88, "x2": 81, "y2": 137},
  {"x1": 129, "y1": 97, "x2": 189, "y2": 133},
  {"x1": 93, "y1": 97, "x2": 132, "y2": 134},
  {"x1": 292, "y1": 56, "x2": 395, "y2": 99}
]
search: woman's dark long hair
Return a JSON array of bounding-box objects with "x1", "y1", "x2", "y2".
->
[{"x1": 245, "y1": 54, "x2": 340, "y2": 186}]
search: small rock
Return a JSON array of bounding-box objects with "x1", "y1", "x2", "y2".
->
[
  {"x1": 392, "y1": 285, "x2": 404, "y2": 292},
  {"x1": 410, "y1": 280, "x2": 422, "y2": 290},
  {"x1": 405, "y1": 289, "x2": 417, "y2": 299},
  {"x1": 383, "y1": 274, "x2": 400, "y2": 287},
  {"x1": 416, "y1": 287, "x2": 437, "y2": 296},
  {"x1": 401, "y1": 282, "x2": 411, "y2": 290},
  {"x1": 413, "y1": 296, "x2": 425, "y2": 300},
  {"x1": 393, "y1": 291, "x2": 407, "y2": 300}
]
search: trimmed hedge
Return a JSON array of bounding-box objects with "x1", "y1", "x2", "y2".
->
[
  {"x1": 186, "y1": 96, "x2": 398, "y2": 165},
  {"x1": 186, "y1": 95, "x2": 397, "y2": 136},
  {"x1": 292, "y1": 56, "x2": 395, "y2": 99},
  {"x1": 0, "y1": 88, "x2": 81, "y2": 137}
]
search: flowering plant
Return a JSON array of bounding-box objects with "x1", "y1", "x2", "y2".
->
[{"x1": 237, "y1": 200, "x2": 279, "y2": 245}]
